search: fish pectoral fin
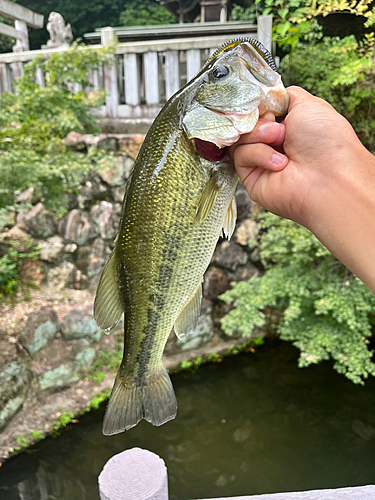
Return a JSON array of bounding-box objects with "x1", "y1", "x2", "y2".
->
[
  {"x1": 195, "y1": 172, "x2": 221, "y2": 224},
  {"x1": 93, "y1": 250, "x2": 123, "y2": 332},
  {"x1": 102, "y1": 364, "x2": 177, "y2": 435},
  {"x1": 174, "y1": 282, "x2": 202, "y2": 338},
  {"x1": 222, "y1": 195, "x2": 237, "y2": 240}
]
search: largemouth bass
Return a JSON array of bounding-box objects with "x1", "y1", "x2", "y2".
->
[{"x1": 94, "y1": 38, "x2": 289, "y2": 435}]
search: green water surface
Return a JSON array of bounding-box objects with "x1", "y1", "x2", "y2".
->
[{"x1": 1, "y1": 340, "x2": 375, "y2": 499}]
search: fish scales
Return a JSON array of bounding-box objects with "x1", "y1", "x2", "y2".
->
[{"x1": 94, "y1": 37, "x2": 289, "y2": 435}]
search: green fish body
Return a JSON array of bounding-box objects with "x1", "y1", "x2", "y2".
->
[{"x1": 94, "y1": 38, "x2": 289, "y2": 435}]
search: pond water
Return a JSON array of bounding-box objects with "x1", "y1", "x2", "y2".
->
[{"x1": 1, "y1": 340, "x2": 375, "y2": 500}]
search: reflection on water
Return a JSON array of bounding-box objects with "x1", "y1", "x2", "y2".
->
[{"x1": 1, "y1": 340, "x2": 375, "y2": 500}]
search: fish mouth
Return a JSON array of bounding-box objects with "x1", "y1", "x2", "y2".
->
[{"x1": 239, "y1": 44, "x2": 289, "y2": 117}]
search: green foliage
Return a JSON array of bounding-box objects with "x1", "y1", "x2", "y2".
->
[
  {"x1": 0, "y1": 43, "x2": 112, "y2": 211},
  {"x1": 87, "y1": 392, "x2": 110, "y2": 410},
  {"x1": 15, "y1": 430, "x2": 45, "y2": 450},
  {"x1": 254, "y1": 0, "x2": 375, "y2": 50},
  {"x1": 54, "y1": 410, "x2": 75, "y2": 431},
  {"x1": 119, "y1": 0, "x2": 176, "y2": 26},
  {"x1": 16, "y1": 434, "x2": 28, "y2": 447},
  {"x1": 31, "y1": 430, "x2": 45, "y2": 440},
  {"x1": 92, "y1": 371, "x2": 105, "y2": 383},
  {"x1": 280, "y1": 35, "x2": 375, "y2": 150},
  {"x1": 231, "y1": 3, "x2": 260, "y2": 23},
  {"x1": 221, "y1": 213, "x2": 375, "y2": 385},
  {"x1": 0, "y1": 241, "x2": 40, "y2": 297},
  {"x1": 89, "y1": 332, "x2": 123, "y2": 379}
]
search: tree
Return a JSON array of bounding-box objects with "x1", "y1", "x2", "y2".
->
[
  {"x1": 14, "y1": 0, "x2": 124, "y2": 49},
  {"x1": 119, "y1": 0, "x2": 177, "y2": 26},
  {"x1": 12, "y1": 0, "x2": 175, "y2": 51}
]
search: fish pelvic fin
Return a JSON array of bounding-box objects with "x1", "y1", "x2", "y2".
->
[
  {"x1": 102, "y1": 364, "x2": 177, "y2": 436},
  {"x1": 195, "y1": 171, "x2": 221, "y2": 224},
  {"x1": 222, "y1": 195, "x2": 237, "y2": 240},
  {"x1": 93, "y1": 250, "x2": 123, "y2": 333},
  {"x1": 174, "y1": 282, "x2": 202, "y2": 338}
]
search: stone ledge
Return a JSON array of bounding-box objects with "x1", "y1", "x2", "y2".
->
[{"x1": 199, "y1": 485, "x2": 375, "y2": 499}]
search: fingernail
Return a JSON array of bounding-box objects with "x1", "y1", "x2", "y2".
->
[
  {"x1": 258, "y1": 122, "x2": 274, "y2": 134},
  {"x1": 272, "y1": 153, "x2": 286, "y2": 166}
]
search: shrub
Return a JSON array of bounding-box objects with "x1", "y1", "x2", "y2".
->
[
  {"x1": 221, "y1": 213, "x2": 375, "y2": 385},
  {"x1": 280, "y1": 35, "x2": 375, "y2": 151},
  {"x1": 0, "y1": 241, "x2": 40, "y2": 298},
  {"x1": 0, "y1": 42, "x2": 113, "y2": 213}
]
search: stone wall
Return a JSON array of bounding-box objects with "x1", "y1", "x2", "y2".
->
[{"x1": 0, "y1": 133, "x2": 266, "y2": 461}]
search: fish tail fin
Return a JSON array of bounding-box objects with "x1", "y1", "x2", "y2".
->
[{"x1": 102, "y1": 364, "x2": 177, "y2": 436}]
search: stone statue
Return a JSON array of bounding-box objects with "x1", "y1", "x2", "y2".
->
[{"x1": 43, "y1": 12, "x2": 73, "y2": 48}]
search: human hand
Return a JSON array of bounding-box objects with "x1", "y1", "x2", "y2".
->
[
  {"x1": 232, "y1": 86, "x2": 372, "y2": 230},
  {"x1": 231, "y1": 86, "x2": 375, "y2": 291}
]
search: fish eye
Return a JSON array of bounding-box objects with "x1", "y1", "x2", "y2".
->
[{"x1": 212, "y1": 65, "x2": 229, "y2": 80}]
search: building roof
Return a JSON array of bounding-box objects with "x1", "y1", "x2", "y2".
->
[{"x1": 84, "y1": 21, "x2": 257, "y2": 44}]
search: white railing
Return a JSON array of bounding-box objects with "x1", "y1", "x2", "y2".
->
[{"x1": 0, "y1": 17, "x2": 272, "y2": 122}]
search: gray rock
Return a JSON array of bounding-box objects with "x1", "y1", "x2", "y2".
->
[
  {"x1": 59, "y1": 209, "x2": 98, "y2": 246},
  {"x1": 0, "y1": 208, "x2": 15, "y2": 232},
  {"x1": 64, "y1": 243, "x2": 77, "y2": 253},
  {"x1": 47, "y1": 261, "x2": 76, "y2": 290},
  {"x1": 75, "y1": 348, "x2": 96, "y2": 368},
  {"x1": 0, "y1": 226, "x2": 31, "y2": 251},
  {"x1": 39, "y1": 363, "x2": 80, "y2": 391},
  {"x1": 60, "y1": 308, "x2": 103, "y2": 342},
  {"x1": 64, "y1": 131, "x2": 86, "y2": 151},
  {"x1": 203, "y1": 267, "x2": 233, "y2": 301},
  {"x1": 99, "y1": 155, "x2": 133, "y2": 187},
  {"x1": 77, "y1": 176, "x2": 108, "y2": 209},
  {"x1": 235, "y1": 184, "x2": 253, "y2": 221},
  {"x1": 118, "y1": 134, "x2": 144, "y2": 160},
  {"x1": 76, "y1": 238, "x2": 110, "y2": 278},
  {"x1": 234, "y1": 263, "x2": 259, "y2": 282},
  {"x1": 17, "y1": 203, "x2": 58, "y2": 239},
  {"x1": 19, "y1": 309, "x2": 58, "y2": 356},
  {"x1": 177, "y1": 300, "x2": 214, "y2": 351},
  {"x1": 19, "y1": 259, "x2": 45, "y2": 286},
  {"x1": 112, "y1": 186, "x2": 125, "y2": 203},
  {"x1": 0, "y1": 342, "x2": 31, "y2": 430},
  {"x1": 212, "y1": 241, "x2": 248, "y2": 271},
  {"x1": 39, "y1": 236, "x2": 65, "y2": 262},
  {"x1": 234, "y1": 219, "x2": 259, "y2": 247},
  {"x1": 91, "y1": 202, "x2": 116, "y2": 240},
  {"x1": 72, "y1": 269, "x2": 89, "y2": 290},
  {"x1": 250, "y1": 247, "x2": 261, "y2": 263},
  {"x1": 97, "y1": 136, "x2": 118, "y2": 152},
  {"x1": 16, "y1": 187, "x2": 34, "y2": 204}
]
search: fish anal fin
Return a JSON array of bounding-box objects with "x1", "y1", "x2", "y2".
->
[
  {"x1": 174, "y1": 282, "x2": 202, "y2": 339},
  {"x1": 102, "y1": 365, "x2": 177, "y2": 436},
  {"x1": 195, "y1": 172, "x2": 221, "y2": 224},
  {"x1": 93, "y1": 251, "x2": 123, "y2": 333},
  {"x1": 223, "y1": 195, "x2": 237, "y2": 240}
]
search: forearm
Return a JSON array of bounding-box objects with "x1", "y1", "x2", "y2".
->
[{"x1": 306, "y1": 147, "x2": 375, "y2": 292}]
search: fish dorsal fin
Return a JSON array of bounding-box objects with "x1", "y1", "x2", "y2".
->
[
  {"x1": 93, "y1": 250, "x2": 123, "y2": 332},
  {"x1": 195, "y1": 172, "x2": 221, "y2": 224},
  {"x1": 183, "y1": 105, "x2": 239, "y2": 148},
  {"x1": 223, "y1": 195, "x2": 237, "y2": 240},
  {"x1": 174, "y1": 282, "x2": 202, "y2": 339}
]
